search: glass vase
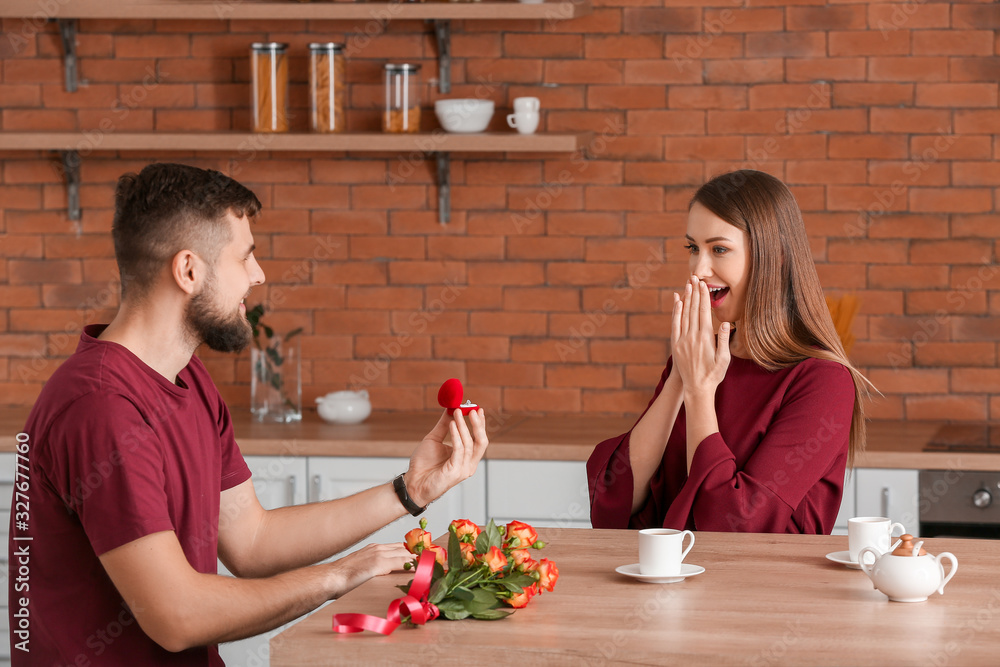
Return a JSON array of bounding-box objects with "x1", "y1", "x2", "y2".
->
[{"x1": 250, "y1": 337, "x2": 302, "y2": 423}]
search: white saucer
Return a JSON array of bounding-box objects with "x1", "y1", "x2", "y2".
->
[
  {"x1": 825, "y1": 551, "x2": 864, "y2": 569},
  {"x1": 615, "y1": 563, "x2": 705, "y2": 584}
]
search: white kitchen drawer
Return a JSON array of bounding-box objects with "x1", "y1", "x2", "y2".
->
[
  {"x1": 833, "y1": 469, "x2": 856, "y2": 535},
  {"x1": 0, "y1": 453, "x2": 15, "y2": 611},
  {"x1": 308, "y1": 457, "x2": 487, "y2": 558},
  {"x1": 855, "y1": 468, "x2": 920, "y2": 537},
  {"x1": 244, "y1": 456, "x2": 309, "y2": 510},
  {"x1": 0, "y1": 611, "x2": 9, "y2": 659},
  {"x1": 486, "y1": 460, "x2": 591, "y2": 528}
]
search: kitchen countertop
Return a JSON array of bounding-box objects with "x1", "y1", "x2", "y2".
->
[
  {"x1": 3, "y1": 407, "x2": 1000, "y2": 470},
  {"x1": 270, "y1": 529, "x2": 999, "y2": 666}
]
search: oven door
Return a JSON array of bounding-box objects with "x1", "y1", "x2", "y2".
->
[{"x1": 919, "y1": 470, "x2": 1000, "y2": 539}]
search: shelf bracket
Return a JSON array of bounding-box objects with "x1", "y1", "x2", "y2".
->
[
  {"x1": 58, "y1": 150, "x2": 81, "y2": 222},
  {"x1": 432, "y1": 19, "x2": 451, "y2": 94},
  {"x1": 57, "y1": 19, "x2": 78, "y2": 93},
  {"x1": 434, "y1": 152, "x2": 450, "y2": 225}
]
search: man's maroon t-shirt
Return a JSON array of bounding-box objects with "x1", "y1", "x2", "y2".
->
[{"x1": 9, "y1": 325, "x2": 251, "y2": 665}]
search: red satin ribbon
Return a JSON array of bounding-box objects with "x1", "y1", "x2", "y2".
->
[{"x1": 331, "y1": 549, "x2": 440, "y2": 635}]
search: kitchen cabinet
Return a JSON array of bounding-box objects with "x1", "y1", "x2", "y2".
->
[
  {"x1": 486, "y1": 459, "x2": 591, "y2": 530},
  {"x1": 308, "y1": 456, "x2": 487, "y2": 558},
  {"x1": 854, "y1": 468, "x2": 920, "y2": 537},
  {"x1": 218, "y1": 456, "x2": 307, "y2": 667},
  {"x1": 832, "y1": 470, "x2": 856, "y2": 536},
  {"x1": 0, "y1": 453, "x2": 13, "y2": 667}
]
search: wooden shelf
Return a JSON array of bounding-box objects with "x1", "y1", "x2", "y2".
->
[
  {"x1": 0, "y1": 0, "x2": 594, "y2": 222},
  {"x1": 0, "y1": 131, "x2": 591, "y2": 223},
  {"x1": 0, "y1": 0, "x2": 592, "y2": 21},
  {"x1": 0, "y1": 131, "x2": 590, "y2": 154}
]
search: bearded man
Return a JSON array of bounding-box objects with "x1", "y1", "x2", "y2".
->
[{"x1": 10, "y1": 163, "x2": 488, "y2": 665}]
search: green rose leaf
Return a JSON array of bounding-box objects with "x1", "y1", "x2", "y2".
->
[
  {"x1": 451, "y1": 586, "x2": 475, "y2": 602},
  {"x1": 471, "y1": 608, "x2": 513, "y2": 621},
  {"x1": 447, "y1": 527, "x2": 464, "y2": 572}
]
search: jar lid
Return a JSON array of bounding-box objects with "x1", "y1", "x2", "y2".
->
[
  {"x1": 309, "y1": 42, "x2": 344, "y2": 52},
  {"x1": 251, "y1": 42, "x2": 289, "y2": 52},
  {"x1": 384, "y1": 63, "x2": 421, "y2": 72}
]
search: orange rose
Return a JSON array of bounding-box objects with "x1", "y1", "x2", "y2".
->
[
  {"x1": 504, "y1": 520, "x2": 538, "y2": 548},
  {"x1": 504, "y1": 582, "x2": 538, "y2": 609},
  {"x1": 509, "y1": 548, "x2": 536, "y2": 572},
  {"x1": 450, "y1": 519, "x2": 481, "y2": 542},
  {"x1": 404, "y1": 528, "x2": 433, "y2": 554},
  {"x1": 537, "y1": 558, "x2": 559, "y2": 592},
  {"x1": 479, "y1": 545, "x2": 508, "y2": 573},
  {"x1": 459, "y1": 542, "x2": 477, "y2": 567},
  {"x1": 426, "y1": 544, "x2": 447, "y2": 567}
]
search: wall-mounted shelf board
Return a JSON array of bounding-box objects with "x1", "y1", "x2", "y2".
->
[
  {"x1": 0, "y1": 131, "x2": 592, "y2": 224},
  {"x1": 0, "y1": 1, "x2": 592, "y2": 21}
]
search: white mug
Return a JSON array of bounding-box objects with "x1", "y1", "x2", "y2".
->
[
  {"x1": 848, "y1": 516, "x2": 905, "y2": 564},
  {"x1": 507, "y1": 111, "x2": 539, "y2": 135},
  {"x1": 513, "y1": 96, "x2": 540, "y2": 113},
  {"x1": 638, "y1": 528, "x2": 695, "y2": 576}
]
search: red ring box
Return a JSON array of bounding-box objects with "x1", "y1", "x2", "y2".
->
[{"x1": 438, "y1": 378, "x2": 478, "y2": 415}]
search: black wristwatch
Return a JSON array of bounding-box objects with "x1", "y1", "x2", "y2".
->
[{"x1": 392, "y1": 473, "x2": 427, "y2": 517}]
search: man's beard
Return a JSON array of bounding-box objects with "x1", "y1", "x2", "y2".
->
[{"x1": 186, "y1": 278, "x2": 252, "y2": 353}]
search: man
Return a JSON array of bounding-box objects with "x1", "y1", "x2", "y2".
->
[{"x1": 9, "y1": 163, "x2": 489, "y2": 665}]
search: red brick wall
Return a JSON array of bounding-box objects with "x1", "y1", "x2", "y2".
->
[{"x1": 1, "y1": 2, "x2": 998, "y2": 420}]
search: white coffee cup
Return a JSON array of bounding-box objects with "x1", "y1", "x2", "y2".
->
[
  {"x1": 507, "y1": 96, "x2": 541, "y2": 135},
  {"x1": 507, "y1": 112, "x2": 539, "y2": 135},
  {"x1": 848, "y1": 516, "x2": 906, "y2": 564},
  {"x1": 513, "y1": 96, "x2": 540, "y2": 113},
  {"x1": 638, "y1": 528, "x2": 695, "y2": 576}
]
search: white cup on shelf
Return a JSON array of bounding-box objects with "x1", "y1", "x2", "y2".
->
[{"x1": 507, "y1": 96, "x2": 541, "y2": 135}]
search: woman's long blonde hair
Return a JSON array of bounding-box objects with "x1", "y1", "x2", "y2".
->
[{"x1": 691, "y1": 170, "x2": 873, "y2": 468}]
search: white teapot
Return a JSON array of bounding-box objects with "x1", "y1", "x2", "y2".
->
[
  {"x1": 316, "y1": 389, "x2": 371, "y2": 424},
  {"x1": 858, "y1": 534, "x2": 957, "y2": 603}
]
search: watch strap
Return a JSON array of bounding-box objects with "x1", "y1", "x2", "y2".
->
[{"x1": 392, "y1": 474, "x2": 426, "y2": 517}]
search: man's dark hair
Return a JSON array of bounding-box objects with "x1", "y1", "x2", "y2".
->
[{"x1": 112, "y1": 162, "x2": 261, "y2": 299}]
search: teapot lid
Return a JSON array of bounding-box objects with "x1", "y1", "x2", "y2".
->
[{"x1": 891, "y1": 534, "x2": 927, "y2": 557}]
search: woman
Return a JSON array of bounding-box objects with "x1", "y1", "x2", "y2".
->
[{"x1": 587, "y1": 170, "x2": 871, "y2": 534}]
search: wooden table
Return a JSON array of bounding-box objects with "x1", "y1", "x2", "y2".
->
[{"x1": 270, "y1": 529, "x2": 999, "y2": 666}]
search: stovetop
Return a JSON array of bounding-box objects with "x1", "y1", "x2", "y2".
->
[{"x1": 922, "y1": 424, "x2": 1000, "y2": 452}]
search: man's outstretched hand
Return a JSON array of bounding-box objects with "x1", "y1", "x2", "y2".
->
[{"x1": 404, "y1": 408, "x2": 489, "y2": 508}]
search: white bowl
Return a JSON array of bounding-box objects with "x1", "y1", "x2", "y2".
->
[{"x1": 434, "y1": 98, "x2": 495, "y2": 133}]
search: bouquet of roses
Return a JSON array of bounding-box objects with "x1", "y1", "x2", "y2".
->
[{"x1": 401, "y1": 518, "x2": 559, "y2": 620}]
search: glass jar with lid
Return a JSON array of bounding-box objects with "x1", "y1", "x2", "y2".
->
[
  {"x1": 309, "y1": 42, "x2": 346, "y2": 133},
  {"x1": 383, "y1": 63, "x2": 421, "y2": 134},
  {"x1": 251, "y1": 42, "x2": 290, "y2": 133}
]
